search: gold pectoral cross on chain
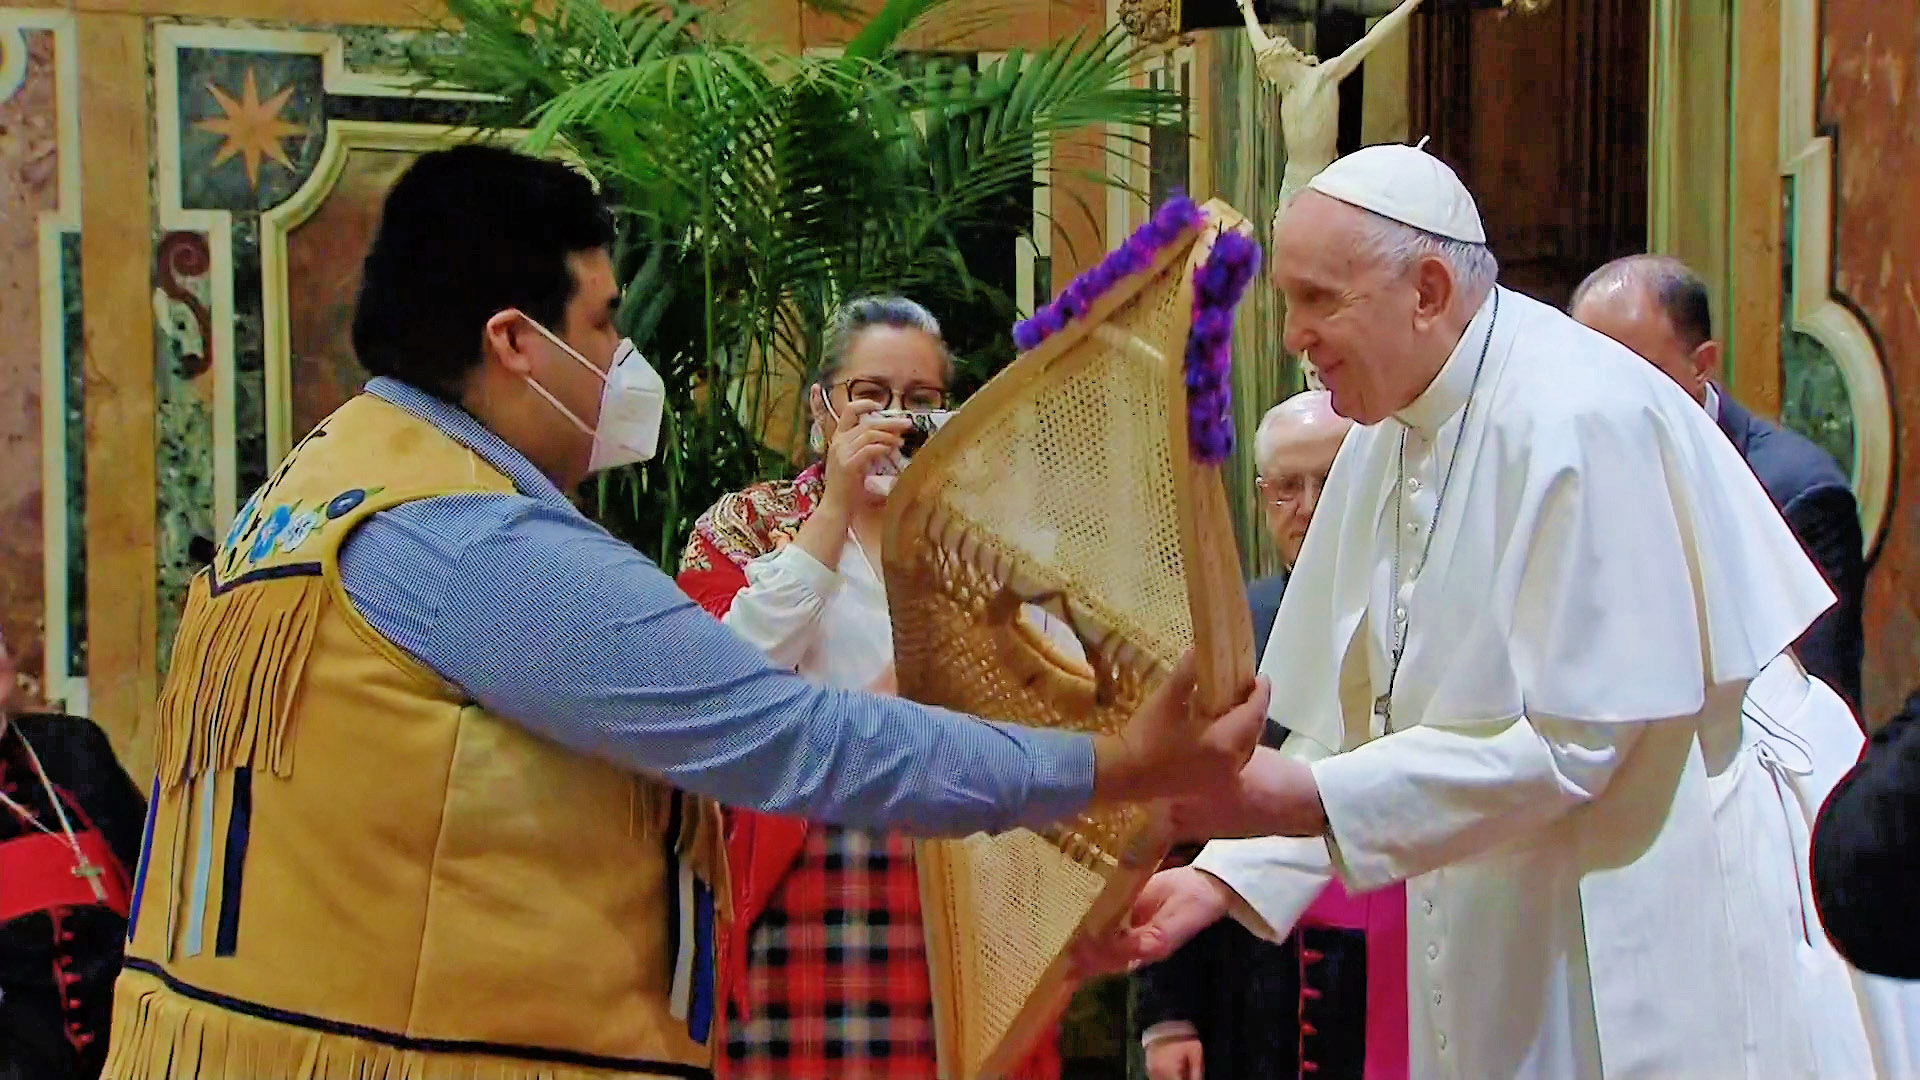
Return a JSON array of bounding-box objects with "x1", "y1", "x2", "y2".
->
[{"x1": 72, "y1": 857, "x2": 108, "y2": 903}]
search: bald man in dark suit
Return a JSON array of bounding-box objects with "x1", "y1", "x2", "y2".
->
[{"x1": 1572, "y1": 255, "x2": 1866, "y2": 714}]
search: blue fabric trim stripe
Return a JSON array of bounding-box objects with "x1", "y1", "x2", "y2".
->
[
  {"x1": 690, "y1": 878, "x2": 716, "y2": 1045},
  {"x1": 125, "y1": 771, "x2": 160, "y2": 941},
  {"x1": 214, "y1": 767, "x2": 252, "y2": 956},
  {"x1": 207, "y1": 562, "x2": 323, "y2": 598},
  {"x1": 120, "y1": 959, "x2": 713, "y2": 1077}
]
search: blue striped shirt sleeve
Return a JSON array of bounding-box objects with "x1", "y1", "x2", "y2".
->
[{"x1": 336, "y1": 492, "x2": 1096, "y2": 836}]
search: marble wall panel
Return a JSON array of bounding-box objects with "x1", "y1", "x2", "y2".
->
[
  {"x1": 148, "y1": 25, "x2": 475, "y2": 665},
  {"x1": 1822, "y1": 0, "x2": 1920, "y2": 723},
  {"x1": 0, "y1": 27, "x2": 56, "y2": 707},
  {"x1": 285, "y1": 146, "x2": 411, "y2": 438},
  {"x1": 152, "y1": 228, "x2": 217, "y2": 666}
]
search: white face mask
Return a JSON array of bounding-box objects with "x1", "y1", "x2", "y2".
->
[{"x1": 522, "y1": 318, "x2": 667, "y2": 473}]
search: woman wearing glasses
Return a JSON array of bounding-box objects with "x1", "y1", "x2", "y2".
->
[{"x1": 678, "y1": 297, "x2": 1061, "y2": 1080}]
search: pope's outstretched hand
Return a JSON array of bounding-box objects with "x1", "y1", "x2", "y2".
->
[
  {"x1": 1167, "y1": 746, "x2": 1327, "y2": 842},
  {"x1": 1091, "y1": 651, "x2": 1271, "y2": 805},
  {"x1": 1073, "y1": 866, "x2": 1238, "y2": 975}
]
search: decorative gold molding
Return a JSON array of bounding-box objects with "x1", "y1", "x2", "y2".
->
[
  {"x1": 1116, "y1": 0, "x2": 1177, "y2": 45},
  {"x1": 78, "y1": 0, "x2": 438, "y2": 28},
  {"x1": 1777, "y1": 0, "x2": 1894, "y2": 556},
  {"x1": 1728, "y1": 0, "x2": 1781, "y2": 417}
]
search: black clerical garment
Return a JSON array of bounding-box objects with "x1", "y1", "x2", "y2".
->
[
  {"x1": 1812, "y1": 688, "x2": 1920, "y2": 979},
  {"x1": 0, "y1": 713, "x2": 146, "y2": 1080},
  {"x1": 1130, "y1": 573, "x2": 1375, "y2": 1080}
]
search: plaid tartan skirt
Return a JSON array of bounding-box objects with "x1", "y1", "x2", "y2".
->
[{"x1": 725, "y1": 825, "x2": 938, "y2": 1078}]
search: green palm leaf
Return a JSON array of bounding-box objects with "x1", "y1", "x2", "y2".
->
[{"x1": 417, "y1": 0, "x2": 1181, "y2": 568}]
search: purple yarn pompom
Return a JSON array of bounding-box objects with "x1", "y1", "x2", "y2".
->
[
  {"x1": 1010, "y1": 194, "x2": 1206, "y2": 353},
  {"x1": 1183, "y1": 229, "x2": 1263, "y2": 466}
]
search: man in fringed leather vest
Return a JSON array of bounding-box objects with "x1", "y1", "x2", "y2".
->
[{"x1": 104, "y1": 146, "x2": 1271, "y2": 1080}]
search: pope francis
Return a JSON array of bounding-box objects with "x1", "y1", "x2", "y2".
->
[{"x1": 1081, "y1": 143, "x2": 1867, "y2": 1079}]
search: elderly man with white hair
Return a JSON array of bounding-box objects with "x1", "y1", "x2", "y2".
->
[
  {"x1": 1253, "y1": 391, "x2": 1351, "y2": 573},
  {"x1": 1242, "y1": 391, "x2": 1354, "y2": 646},
  {"x1": 1082, "y1": 143, "x2": 1878, "y2": 1079}
]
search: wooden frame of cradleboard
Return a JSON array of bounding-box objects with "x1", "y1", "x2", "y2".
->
[{"x1": 881, "y1": 198, "x2": 1258, "y2": 1080}]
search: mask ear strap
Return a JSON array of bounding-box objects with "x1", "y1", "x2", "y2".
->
[
  {"x1": 522, "y1": 314, "x2": 607, "y2": 382},
  {"x1": 523, "y1": 375, "x2": 596, "y2": 437}
]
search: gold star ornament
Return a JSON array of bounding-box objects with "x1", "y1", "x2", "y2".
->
[{"x1": 194, "y1": 67, "x2": 307, "y2": 189}]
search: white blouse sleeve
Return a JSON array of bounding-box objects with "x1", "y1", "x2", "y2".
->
[{"x1": 721, "y1": 544, "x2": 843, "y2": 670}]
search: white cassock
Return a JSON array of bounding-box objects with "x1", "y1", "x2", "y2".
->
[{"x1": 1195, "y1": 286, "x2": 1874, "y2": 1078}]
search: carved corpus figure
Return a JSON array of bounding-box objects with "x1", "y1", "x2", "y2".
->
[{"x1": 1238, "y1": 0, "x2": 1427, "y2": 199}]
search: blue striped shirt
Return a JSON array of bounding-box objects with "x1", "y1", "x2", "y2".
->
[{"x1": 334, "y1": 377, "x2": 1095, "y2": 835}]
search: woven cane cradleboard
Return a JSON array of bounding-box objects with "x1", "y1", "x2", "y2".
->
[{"x1": 881, "y1": 198, "x2": 1259, "y2": 1080}]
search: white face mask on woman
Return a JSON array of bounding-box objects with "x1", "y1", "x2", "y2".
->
[{"x1": 521, "y1": 317, "x2": 667, "y2": 473}]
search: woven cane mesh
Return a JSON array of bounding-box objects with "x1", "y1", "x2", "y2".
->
[
  {"x1": 940, "y1": 831, "x2": 1105, "y2": 1067},
  {"x1": 888, "y1": 237, "x2": 1207, "y2": 1079}
]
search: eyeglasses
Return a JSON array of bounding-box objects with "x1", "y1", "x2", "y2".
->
[
  {"x1": 1255, "y1": 472, "x2": 1326, "y2": 508},
  {"x1": 832, "y1": 378, "x2": 949, "y2": 414}
]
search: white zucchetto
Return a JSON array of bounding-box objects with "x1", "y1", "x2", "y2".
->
[{"x1": 1305, "y1": 140, "x2": 1488, "y2": 245}]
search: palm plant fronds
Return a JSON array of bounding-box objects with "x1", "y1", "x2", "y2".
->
[{"x1": 416, "y1": 0, "x2": 1182, "y2": 569}]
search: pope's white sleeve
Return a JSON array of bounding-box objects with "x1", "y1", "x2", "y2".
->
[
  {"x1": 720, "y1": 545, "x2": 841, "y2": 669},
  {"x1": 1191, "y1": 731, "x2": 1337, "y2": 942},
  {"x1": 1311, "y1": 714, "x2": 1645, "y2": 892}
]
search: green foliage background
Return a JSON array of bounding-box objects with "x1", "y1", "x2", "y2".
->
[{"x1": 413, "y1": 0, "x2": 1179, "y2": 570}]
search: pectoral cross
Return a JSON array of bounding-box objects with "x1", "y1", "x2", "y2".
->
[
  {"x1": 1373, "y1": 630, "x2": 1408, "y2": 733},
  {"x1": 72, "y1": 857, "x2": 108, "y2": 904}
]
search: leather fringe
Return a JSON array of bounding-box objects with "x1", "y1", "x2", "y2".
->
[
  {"x1": 637, "y1": 782, "x2": 730, "y2": 923},
  {"x1": 154, "y1": 571, "x2": 324, "y2": 792},
  {"x1": 104, "y1": 973, "x2": 694, "y2": 1080}
]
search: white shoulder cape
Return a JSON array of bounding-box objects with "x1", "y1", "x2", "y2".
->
[{"x1": 1265, "y1": 287, "x2": 1834, "y2": 751}]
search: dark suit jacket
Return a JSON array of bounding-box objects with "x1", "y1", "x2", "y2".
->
[
  {"x1": 1716, "y1": 393, "x2": 1866, "y2": 712},
  {"x1": 1246, "y1": 573, "x2": 1287, "y2": 659},
  {"x1": 1132, "y1": 572, "x2": 1372, "y2": 1079},
  {"x1": 1811, "y1": 688, "x2": 1920, "y2": 978}
]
